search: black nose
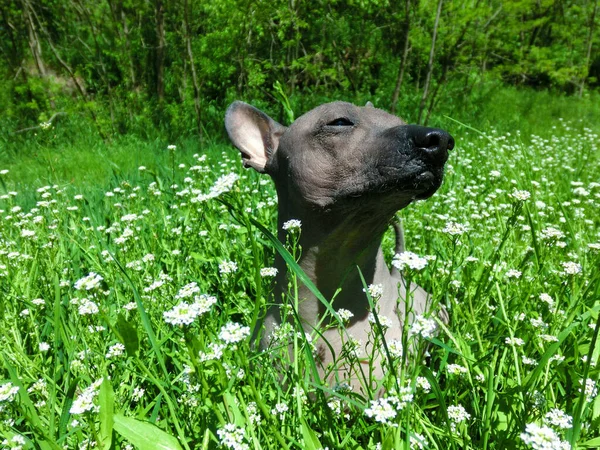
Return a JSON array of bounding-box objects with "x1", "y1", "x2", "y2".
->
[{"x1": 406, "y1": 125, "x2": 454, "y2": 162}]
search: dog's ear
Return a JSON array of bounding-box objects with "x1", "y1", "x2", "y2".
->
[
  {"x1": 225, "y1": 101, "x2": 286, "y2": 173},
  {"x1": 365, "y1": 101, "x2": 375, "y2": 108}
]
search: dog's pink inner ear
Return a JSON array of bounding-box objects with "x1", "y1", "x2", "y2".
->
[{"x1": 225, "y1": 101, "x2": 284, "y2": 173}]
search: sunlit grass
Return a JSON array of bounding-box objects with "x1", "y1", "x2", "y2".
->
[{"x1": 0, "y1": 119, "x2": 598, "y2": 449}]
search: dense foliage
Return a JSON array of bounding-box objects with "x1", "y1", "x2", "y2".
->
[
  {"x1": 1, "y1": 0, "x2": 599, "y2": 138},
  {"x1": 0, "y1": 120, "x2": 599, "y2": 449}
]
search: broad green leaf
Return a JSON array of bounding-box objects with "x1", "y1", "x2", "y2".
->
[
  {"x1": 299, "y1": 418, "x2": 323, "y2": 450},
  {"x1": 580, "y1": 436, "x2": 600, "y2": 448},
  {"x1": 113, "y1": 414, "x2": 183, "y2": 450},
  {"x1": 116, "y1": 313, "x2": 140, "y2": 356},
  {"x1": 98, "y1": 378, "x2": 115, "y2": 450}
]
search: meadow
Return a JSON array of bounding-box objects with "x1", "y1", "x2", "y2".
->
[{"x1": 0, "y1": 107, "x2": 599, "y2": 450}]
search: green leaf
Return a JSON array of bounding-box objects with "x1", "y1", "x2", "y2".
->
[
  {"x1": 113, "y1": 414, "x2": 183, "y2": 450},
  {"x1": 98, "y1": 378, "x2": 115, "y2": 450},
  {"x1": 580, "y1": 436, "x2": 600, "y2": 448},
  {"x1": 116, "y1": 314, "x2": 140, "y2": 356},
  {"x1": 593, "y1": 394, "x2": 600, "y2": 423},
  {"x1": 299, "y1": 418, "x2": 323, "y2": 450},
  {"x1": 58, "y1": 379, "x2": 78, "y2": 440},
  {"x1": 380, "y1": 427, "x2": 399, "y2": 450}
]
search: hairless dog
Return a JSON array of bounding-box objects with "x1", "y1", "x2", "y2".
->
[{"x1": 225, "y1": 101, "x2": 454, "y2": 395}]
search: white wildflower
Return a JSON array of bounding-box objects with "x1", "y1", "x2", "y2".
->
[
  {"x1": 544, "y1": 409, "x2": 572, "y2": 429},
  {"x1": 505, "y1": 337, "x2": 525, "y2": 346},
  {"x1": 447, "y1": 364, "x2": 468, "y2": 376},
  {"x1": 78, "y1": 299, "x2": 99, "y2": 315},
  {"x1": 583, "y1": 378, "x2": 598, "y2": 400},
  {"x1": 506, "y1": 269, "x2": 522, "y2": 279},
  {"x1": 511, "y1": 190, "x2": 531, "y2": 201},
  {"x1": 540, "y1": 227, "x2": 565, "y2": 241},
  {"x1": 21, "y1": 229, "x2": 36, "y2": 238},
  {"x1": 410, "y1": 433, "x2": 428, "y2": 449},
  {"x1": 520, "y1": 423, "x2": 571, "y2": 450},
  {"x1": 409, "y1": 315, "x2": 436, "y2": 339},
  {"x1": 198, "y1": 342, "x2": 225, "y2": 362},
  {"x1": 0, "y1": 382, "x2": 19, "y2": 402},
  {"x1": 416, "y1": 377, "x2": 431, "y2": 393},
  {"x1": 387, "y1": 339, "x2": 403, "y2": 359},
  {"x1": 392, "y1": 251, "x2": 428, "y2": 271},
  {"x1": 539, "y1": 293, "x2": 554, "y2": 308},
  {"x1": 163, "y1": 296, "x2": 215, "y2": 326},
  {"x1": 442, "y1": 221, "x2": 467, "y2": 236},
  {"x1": 364, "y1": 283, "x2": 384, "y2": 298},
  {"x1": 175, "y1": 282, "x2": 200, "y2": 299},
  {"x1": 522, "y1": 356, "x2": 537, "y2": 366},
  {"x1": 217, "y1": 423, "x2": 249, "y2": 450},
  {"x1": 337, "y1": 308, "x2": 354, "y2": 322},
  {"x1": 106, "y1": 343, "x2": 126, "y2": 358},
  {"x1": 70, "y1": 379, "x2": 103, "y2": 414},
  {"x1": 74, "y1": 273, "x2": 103, "y2": 291},
  {"x1": 364, "y1": 397, "x2": 398, "y2": 425},
  {"x1": 219, "y1": 260, "x2": 238, "y2": 275},
  {"x1": 282, "y1": 219, "x2": 302, "y2": 231},
  {"x1": 260, "y1": 267, "x2": 278, "y2": 277},
  {"x1": 271, "y1": 402, "x2": 289, "y2": 420},
  {"x1": 368, "y1": 312, "x2": 392, "y2": 329},
  {"x1": 447, "y1": 404, "x2": 471, "y2": 424},
  {"x1": 561, "y1": 261, "x2": 582, "y2": 275},
  {"x1": 219, "y1": 322, "x2": 250, "y2": 344}
]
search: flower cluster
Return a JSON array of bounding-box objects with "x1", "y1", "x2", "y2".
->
[
  {"x1": 217, "y1": 424, "x2": 249, "y2": 450},
  {"x1": 282, "y1": 219, "x2": 302, "y2": 231},
  {"x1": 392, "y1": 251, "x2": 428, "y2": 271},
  {"x1": 163, "y1": 294, "x2": 217, "y2": 326},
  {"x1": 409, "y1": 315, "x2": 437, "y2": 339},
  {"x1": 364, "y1": 387, "x2": 413, "y2": 425},
  {"x1": 219, "y1": 322, "x2": 250, "y2": 344},
  {"x1": 74, "y1": 272, "x2": 104, "y2": 291},
  {"x1": 70, "y1": 378, "x2": 103, "y2": 414},
  {"x1": 0, "y1": 382, "x2": 19, "y2": 402},
  {"x1": 520, "y1": 423, "x2": 570, "y2": 450}
]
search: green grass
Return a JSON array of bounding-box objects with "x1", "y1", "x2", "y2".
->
[{"x1": 0, "y1": 109, "x2": 599, "y2": 450}]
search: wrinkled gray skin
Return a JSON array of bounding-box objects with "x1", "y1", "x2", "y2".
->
[{"x1": 225, "y1": 101, "x2": 454, "y2": 395}]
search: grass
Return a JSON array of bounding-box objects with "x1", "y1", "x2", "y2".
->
[{"x1": 0, "y1": 107, "x2": 599, "y2": 450}]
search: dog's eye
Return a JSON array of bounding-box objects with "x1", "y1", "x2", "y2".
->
[{"x1": 327, "y1": 118, "x2": 354, "y2": 127}]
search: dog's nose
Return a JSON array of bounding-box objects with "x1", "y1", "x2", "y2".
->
[{"x1": 406, "y1": 125, "x2": 454, "y2": 162}]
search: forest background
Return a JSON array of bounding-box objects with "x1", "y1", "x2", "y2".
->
[
  {"x1": 1, "y1": 1, "x2": 600, "y2": 449},
  {"x1": 1, "y1": 0, "x2": 600, "y2": 143}
]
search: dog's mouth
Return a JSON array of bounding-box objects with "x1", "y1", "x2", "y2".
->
[
  {"x1": 412, "y1": 170, "x2": 443, "y2": 199},
  {"x1": 333, "y1": 164, "x2": 444, "y2": 204},
  {"x1": 377, "y1": 162, "x2": 445, "y2": 198}
]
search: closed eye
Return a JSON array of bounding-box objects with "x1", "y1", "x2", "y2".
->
[{"x1": 327, "y1": 118, "x2": 354, "y2": 126}]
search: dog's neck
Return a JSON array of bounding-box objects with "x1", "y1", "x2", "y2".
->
[{"x1": 273, "y1": 205, "x2": 395, "y2": 327}]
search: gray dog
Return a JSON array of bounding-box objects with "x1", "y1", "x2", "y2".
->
[{"x1": 225, "y1": 101, "x2": 454, "y2": 395}]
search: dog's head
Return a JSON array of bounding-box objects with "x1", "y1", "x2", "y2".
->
[{"x1": 225, "y1": 101, "x2": 454, "y2": 214}]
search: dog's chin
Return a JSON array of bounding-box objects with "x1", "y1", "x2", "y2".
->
[{"x1": 411, "y1": 170, "x2": 443, "y2": 200}]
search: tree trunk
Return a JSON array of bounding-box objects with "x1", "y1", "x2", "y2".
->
[
  {"x1": 391, "y1": 0, "x2": 411, "y2": 115},
  {"x1": 418, "y1": 0, "x2": 443, "y2": 124},
  {"x1": 183, "y1": 0, "x2": 203, "y2": 140},
  {"x1": 75, "y1": 0, "x2": 115, "y2": 130},
  {"x1": 121, "y1": 9, "x2": 136, "y2": 89},
  {"x1": 21, "y1": 0, "x2": 46, "y2": 77},
  {"x1": 27, "y1": 0, "x2": 105, "y2": 137},
  {"x1": 580, "y1": 0, "x2": 598, "y2": 97},
  {"x1": 155, "y1": 0, "x2": 166, "y2": 102}
]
